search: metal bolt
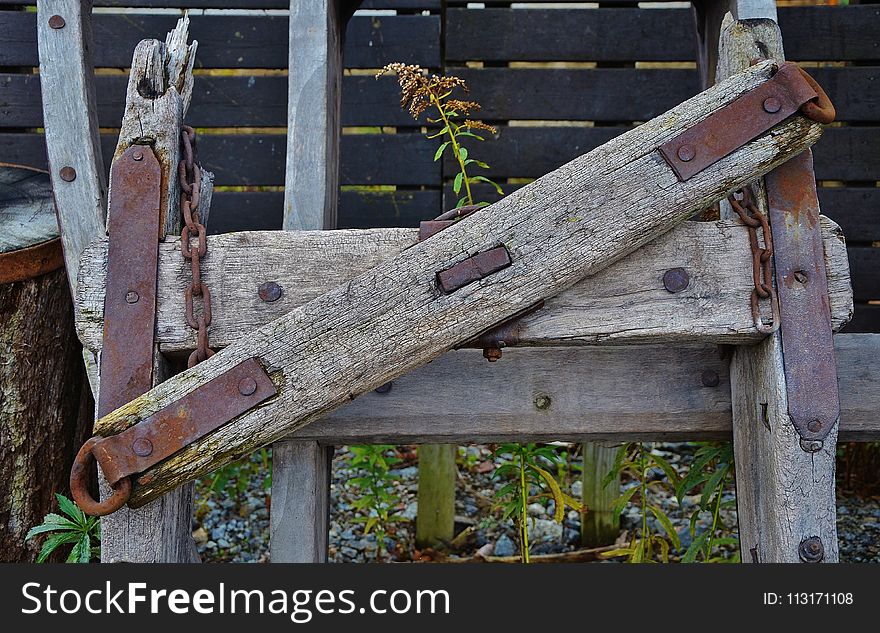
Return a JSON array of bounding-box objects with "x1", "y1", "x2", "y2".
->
[
  {"x1": 258, "y1": 281, "x2": 283, "y2": 302},
  {"x1": 59, "y1": 166, "x2": 76, "y2": 182},
  {"x1": 800, "y1": 439, "x2": 823, "y2": 453},
  {"x1": 763, "y1": 96, "x2": 782, "y2": 114},
  {"x1": 793, "y1": 270, "x2": 808, "y2": 284},
  {"x1": 663, "y1": 267, "x2": 690, "y2": 293},
  {"x1": 125, "y1": 291, "x2": 139, "y2": 304},
  {"x1": 374, "y1": 382, "x2": 393, "y2": 394},
  {"x1": 701, "y1": 370, "x2": 720, "y2": 388},
  {"x1": 676, "y1": 145, "x2": 696, "y2": 162},
  {"x1": 238, "y1": 377, "x2": 257, "y2": 396},
  {"x1": 484, "y1": 347, "x2": 503, "y2": 362},
  {"x1": 534, "y1": 394, "x2": 552, "y2": 410},
  {"x1": 798, "y1": 536, "x2": 825, "y2": 563},
  {"x1": 48, "y1": 15, "x2": 66, "y2": 29},
  {"x1": 131, "y1": 438, "x2": 153, "y2": 457},
  {"x1": 132, "y1": 150, "x2": 144, "y2": 162},
  {"x1": 807, "y1": 418, "x2": 823, "y2": 433}
]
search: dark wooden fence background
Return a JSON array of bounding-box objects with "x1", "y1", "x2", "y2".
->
[{"x1": 1, "y1": 0, "x2": 877, "y2": 331}]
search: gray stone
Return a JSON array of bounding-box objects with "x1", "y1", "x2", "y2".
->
[{"x1": 494, "y1": 534, "x2": 516, "y2": 557}]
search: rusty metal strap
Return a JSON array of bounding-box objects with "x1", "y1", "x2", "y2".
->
[
  {"x1": 659, "y1": 63, "x2": 821, "y2": 181},
  {"x1": 0, "y1": 238, "x2": 64, "y2": 284}
]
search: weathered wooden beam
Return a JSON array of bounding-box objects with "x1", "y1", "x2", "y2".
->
[
  {"x1": 286, "y1": 335, "x2": 878, "y2": 445},
  {"x1": 76, "y1": 217, "x2": 852, "y2": 355},
  {"x1": 714, "y1": 13, "x2": 840, "y2": 563},
  {"x1": 270, "y1": 0, "x2": 347, "y2": 565},
  {"x1": 36, "y1": 0, "x2": 107, "y2": 295},
  {"x1": 88, "y1": 61, "x2": 826, "y2": 507}
]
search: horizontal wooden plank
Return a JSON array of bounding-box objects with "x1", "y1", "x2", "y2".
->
[
  {"x1": 75, "y1": 217, "x2": 852, "y2": 356},
  {"x1": 818, "y1": 188, "x2": 880, "y2": 242},
  {"x1": 285, "y1": 334, "x2": 880, "y2": 443},
  {"x1": 0, "y1": 74, "x2": 423, "y2": 128},
  {"x1": 0, "y1": 131, "x2": 438, "y2": 186},
  {"x1": 844, "y1": 304, "x2": 880, "y2": 333},
  {"x1": 849, "y1": 247, "x2": 880, "y2": 302},
  {"x1": 0, "y1": 13, "x2": 439, "y2": 69},
  {"x1": 207, "y1": 189, "x2": 440, "y2": 234},
  {"x1": 443, "y1": 126, "x2": 880, "y2": 182},
  {"x1": 446, "y1": 6, "x2": 880, "y2": 62}
]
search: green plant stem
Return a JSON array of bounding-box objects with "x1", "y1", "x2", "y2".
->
[
  {"x1": 519, "y1": 451, "x2": 530, "y2": 563},
  {"x1": 703, "y1": 466, "x2": 727, "y2": 561},
  {"x1": 430, "y1": 92, "x2": 473, "y2": 206},
  {"x1": 640, "y1": 444, "x2": 648, "y2": 561}
]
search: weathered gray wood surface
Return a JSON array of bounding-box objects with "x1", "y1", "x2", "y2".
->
[
  {"x1": 284, "y1": 335, "x2": 877, "y2": 444},
  {"x1": 270, "y1": 0, "x2": 346, "y2": 564},
  {"x1": 36, "y1": 0, "x2": 106, "y2": 294},
  {"x1": 714, "y1": 13, "x2": 839, "y2": 563},
  {"x1": 98, "y1": 18, "x2": 200, "y2": 563},
  {"x1": 89, "y1": 62, "x2": 826, "y2": 507},
  {"x1": 76, "y1": 217, "x2": 852, "y2": 355}
]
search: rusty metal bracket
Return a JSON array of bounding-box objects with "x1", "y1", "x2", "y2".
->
[
  {"x1": 659, "y1": 62, "x2": 818, "y2": 181},
  {"x1": 765, "y1": 150, "x2": 840, "y2": 446},
  {"x1": 460, "y1": 300, "x2": 545, "y2": 361},
  {"x1": 436, "y1": 246, "x2": 512, "y2": 294},
  {"x1": 97, "y1": 145, "x2": 162, "y2": 417}
]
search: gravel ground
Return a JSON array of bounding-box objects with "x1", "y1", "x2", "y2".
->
[{"x1": 193, "y1": 443, "x2": 880, "y2": 563}]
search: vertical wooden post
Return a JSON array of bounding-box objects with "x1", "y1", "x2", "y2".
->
[
  {"x1": 415, "y1": 444, "x2": 456, "y2": 548},
  {"x1": 580, "y1": 442, "x2": 619, "y2": 547},
  {"x1": 270, "y1": 0, "x2": 346, "y2": 563},
  {"x1": 709, "y1": 10, "x2": 839, "y2": 563}
]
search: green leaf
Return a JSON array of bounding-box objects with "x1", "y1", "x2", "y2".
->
[
  {"x1": 458, "y1": 147, "x2": 468, "y2": 161},
  {"x1": 37, "y1": 532, "x2": 81, "y2": 563},
  {"x1": 612, "y1": 486, "x2": 638, "y2": 518},
  {"x1": 453, "y1": 172, "x2": 464, "y2": 194},
  {"x1": 682, "y1": 532, "x2": 709, "y2": 563},
  {"x1": 530, "y1": 465, "x2": 565, "y2": 523},
  {"x1": 56, "y1": 494, "x2": 85, "y2": 526},
  {"x1": 427, "y1": 126, "x2": 450, "y2": 139},
  {"x1": 433, "y1": 141, "x2": 450, "y2": 161},
  {"x1": 364, "y1": 516, "x2": 379, "y2": 535},
  {"x1": 700, "y1": 466, "x2": 728, "y2": 510},
  {"x1": 603, "y1": 444, "x2": 630, "y2": 488},
  {"x1": 648, "y1": 453, "x2": 681, "y2": 489},
  {"x1": 649, "y1": 505, "x2": 681, "y2": 549},
  {"x1": 469, "y1": 175, "x2": 503, "y2": 194},
  {"x1": 654, "y1": 535, "x2": 670, "y2": 563},
  {"x1": 456, "y1": 131, "x2": 485, "y2": 141},
  {"x1": 599, "y1": 548, "x2": 633, "y2": 559}
]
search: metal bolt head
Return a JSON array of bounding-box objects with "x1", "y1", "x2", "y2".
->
[
  {"x1": 483, "y1": 347, "x2": 503, "y2": 362},
  {"x1": 676, "y1": 145, "x2": 696, "y2": 162},
  {"x1": 701, "y1": 370, "x2": 720, "y2": 388},
  {"x1": 374, "y1": 382, "x2": 393, "y2": 395},
  {"x1": 132, "y1": 150, "x2": 144, "y2": 162},
  {"x1": 800, "y1": 439, "x2": 824, "y2": 453},
  {"x1": 238, "y1": 377, "x2": 257, "y2": 396},
  {"x1": 258, "y1": 281, "x2": 283, "y2": 302},
  {"x1": 59, "y1": 166, "x2": 76, "y2": 182},
  {"x1": 798, "y1": 536, "x2": 825, "y2": 563},
  {"x1": 125, "y1": 291, "x2": 139, "y2": 304},
  {"x1": 132, "y1": 438, "x2": 153, "y2": 457},
  {"x1": 48, "y1": 15, "x2": 66, "y2": 29},
  {"x1": 763, "y1": 97, "x2": 782, "y2": 114},
  {"x1": 793, "y1": 270, "x2": 808, "y2": 284},
  {"x1": 534, "y1": 394, "x2": 552, "y2": 410},
  {"x1": 663, "y1": 267, "x2": 690, "y2": 293},
  {"x1": 807, "y1": 418, "x2": 823, "y2": 433}
]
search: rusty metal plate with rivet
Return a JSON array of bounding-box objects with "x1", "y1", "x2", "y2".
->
[
  {"x1": 93, "y1": 357, "x2": 277, "y2": 486},
  {"x1": 436, "y1": 246, "x2": 512, "y2": 293},
  {"x1": 659, "y1": 63, "x2": 817, "y2": 181}
]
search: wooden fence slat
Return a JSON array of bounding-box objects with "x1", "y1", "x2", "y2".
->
[
  {"x1": 848, "y1": 247, "x2": 880, "y2": 302},
  {"x1": 0, "y1": 13, "x2": 440, "y2": 69}
]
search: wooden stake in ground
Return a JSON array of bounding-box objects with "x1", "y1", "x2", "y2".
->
[{"x1": 87, "y1": 60, "x2": 825, "y2": 508}]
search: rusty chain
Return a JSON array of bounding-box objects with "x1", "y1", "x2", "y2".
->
[
  {"x1": 728, "y1": 186, "x2": 780, "y2": 334},
  {"x1": 180, "y1": 125, "x2": 215, "y2": 367}
]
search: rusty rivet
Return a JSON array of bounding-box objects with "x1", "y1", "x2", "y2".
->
[
  {"x1": 132, "y1": 438, "x2": 153, "y2": 457},
  {"x1": 807, "y1": 418, "x2": 823, "y2": 433},
  {"x1": 125, "y1": 291, "x2": 139, "y2": 304},
  {"x1": 534, "y1": 394, "x2": 552, "y2": 410},
  {"x1": 793, "y1": 270, "x2": 808, "y2": 284},
  {"x1": 59, "y1": 166, "x2": 76, "y2": 182},
  {"x1": 663, "y1": 267, "x2": 690, "y2": 293},
  {"x1": 800, "y1": 439, "x2": 823, "y2": 453},
  {"x1": 374, "y1": 382, "x2": 393, "y2": 394},
  {"x1": 798, "y1": 536, "x2": 825, "y2": 563},
  {"x1": 258, "y1": 281, "x2": 283, "y2": 302},
  {"x1": 48, "y1": 15, "x2": 66, "y2": 29},
  {"x1": 238, "y1": 377, "x2": 257, "y2": 396},
  {"x1": 484, "y1": 347, "x2": 503, "y2": 362},
  {"x1": 763, "y1": 97, "x2": 782, "y2": 114},
  {"x1": 132, "y1": 150, "x2": 144, "y2": 162},
  {"x1": 676, "y1": 145, "x2": 695, "y2": 162},
  {"x1": 701, "y1": 370, "x2": 720, "y2": 387}
]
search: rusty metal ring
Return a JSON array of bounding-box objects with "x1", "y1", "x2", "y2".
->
[
  {"x1": 794, "y1": 65, "x2": 836, "y2": 125},
  {"x1": 70, "y1": 437, "x2": 132, "y2": 516}
]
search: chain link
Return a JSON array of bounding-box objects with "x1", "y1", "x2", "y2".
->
[
  {"x1": 180, "y1": 124, "x2": 215, "y2": 367},
  {"x1": 728, "y1": 186, "x2": 780, "y2": 334}
]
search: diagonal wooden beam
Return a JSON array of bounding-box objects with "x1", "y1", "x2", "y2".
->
[{"x1": 88, "y1": 61, "x2": 826, "y2": 508}]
